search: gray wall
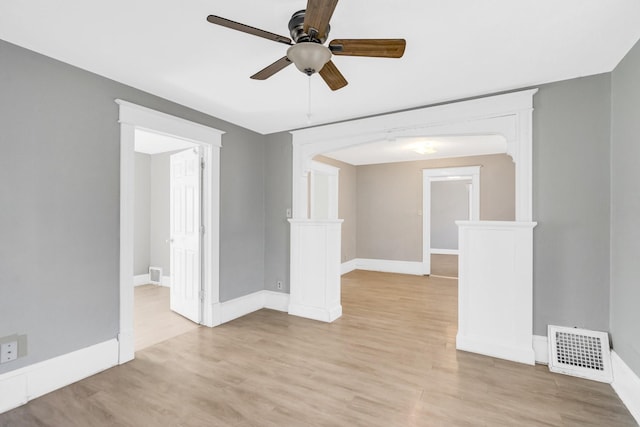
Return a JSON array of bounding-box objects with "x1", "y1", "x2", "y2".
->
[
  {"x1": 315, "y1": 155, "x2": 357, "y2": 262},
  {"x1": 431, "y1": 180, "x2": 470, "y2": 250},
  {"x1": 356, "y1": 154, "x2": 515, "y2": 261},
  {"x1": 219, "y1": 126, "x2": 266, "y2": 302},
  {"x1": 0, "y1": 39, "x2": 267, "y2": 373},
  {"x1": 611, "y1": 40, "x2": 640, "y2": 376},
  {"x1": 264, "y1": 133, "x2": 292, "y2": 292},
  {"x1": 532, "y1": 74, "x2": 612, "y2": 336},
  {"x1": 133, "y1": 150, "x2": 177, "y2": 279},
  {"x1": 134, "y1": 153, "x2": 151, "y2": 275}
]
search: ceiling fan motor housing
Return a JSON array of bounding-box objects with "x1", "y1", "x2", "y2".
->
[{"x1": 288, "y1": 10, "x2": 330, "y2": 43}]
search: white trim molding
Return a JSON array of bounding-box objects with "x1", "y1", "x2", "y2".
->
[
  {"x1": 133, "y1": 275, "x2": 170, "y2": 287},
  {"x1": 423, "y1": 166, "x2": 480, "y2": 275},
  {"x1": 430, "y1": 249, "x2": 459, "y2": 255},
  {"x1": 612, "y1": 351, "x2": 640, "y2": 424},
  {"x1": 533, "y1": 335, "x2": 549, "y2": 365},
  {"x1": 218, "y1": 290, "x2": 290, "y2": 325},
  {"x1": 291, "y1": 89, "x2": 536, "y2": 222},
  {"x1": 341, "y1": 259, "x2": 358, "y2": 275},
  {"x1": 134, "y1": 274, "x2": 150, "y2": 287},
  {"x1": 352, "y1": 258, "x2": 424, "y2": 276},
  {"x1": 0, "y1": 340, "x2": 118, "y2": 413},
  {"x1": 117, "y1": 100, "x2": 224, "y2": 365}
]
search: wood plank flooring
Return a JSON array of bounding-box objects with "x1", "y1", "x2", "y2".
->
[
  {"x1": 1, "y1": 271, "x2": 636, "y2": 426},
  {"x1": 134, "y1": 284, "x2": 200, "y2": 352}
]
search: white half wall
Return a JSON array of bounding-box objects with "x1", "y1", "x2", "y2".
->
[{"x1": 456, "y1": 221, "x2": 537, "y2": 365}]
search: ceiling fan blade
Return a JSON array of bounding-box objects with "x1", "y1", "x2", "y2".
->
[
  {"x1": 250, "y1": 56, "x2": 293, "y2": 80},
  {"x1": 319, "y1": 60, "x2": 348, "y2": 91},
  {"x1": 207, "y1": 15, "x2": 292, "y2": 45},
  {"x1": 329, "y1": 39, "x2": 406, "y2": 58},
  {"x1": 304, "y1": 0, "x2": 339, "y2": 40}
]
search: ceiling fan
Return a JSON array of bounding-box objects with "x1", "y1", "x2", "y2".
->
[{"x1": 206, "y1": 0, "x2": 406, "y2": 91}]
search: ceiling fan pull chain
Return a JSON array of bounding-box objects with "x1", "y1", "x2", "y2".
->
[{"x1": 307, "y1": 75, "x2": 313, "y2": 125}]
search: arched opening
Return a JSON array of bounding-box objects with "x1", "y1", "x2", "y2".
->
[{"x1": 289, "y1": 89, "x2": 538, "y2": 364}]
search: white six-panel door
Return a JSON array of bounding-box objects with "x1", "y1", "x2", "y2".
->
[{"x1": 170, "y1": 148, "x2": 201, "y2": 323}]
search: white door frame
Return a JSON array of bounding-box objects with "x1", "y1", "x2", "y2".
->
[
  {"x1": 422, "y1": 166, "x2": 480, "y2": 275},
  {"x1": 116, "y1": 100, "x2": 224, "y2": 364}
]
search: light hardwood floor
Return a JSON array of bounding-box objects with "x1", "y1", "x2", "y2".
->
[
  {"x1": 134, "y1": 284, "x2": 200, "y2": 352},
  {"x1": 1, "y1": 271, "x2": 636, "y2": 426}
]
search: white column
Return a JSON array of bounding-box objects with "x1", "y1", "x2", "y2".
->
[
  {"x1": 288, "y1": 219, "x2": 343, "y2": 322},
  {"x1": 456, "y1": 220, "x2": 537, "y2": 365}
]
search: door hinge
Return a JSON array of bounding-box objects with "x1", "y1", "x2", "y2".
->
[
  {"x1": 199, "y1": 290, "x2": 204, "y2": 301},
  {"x1": 200, "y1": 224, "x2": 205, "y2": 234},
  {"x1": 201, "y1": 159, "x2": 205, "y2": 169}
]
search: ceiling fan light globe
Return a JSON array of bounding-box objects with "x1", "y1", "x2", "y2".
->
[{"x1": 287, "y1": 42, "x2": 331, "y2": 76}]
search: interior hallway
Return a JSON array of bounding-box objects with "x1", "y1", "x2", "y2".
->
[{"x1": 0, "y1": 271, "x2": 635, "y2": 426}]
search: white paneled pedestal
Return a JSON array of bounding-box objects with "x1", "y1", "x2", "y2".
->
[
  {"x1": 288, "y1": 219, "x2": 343, "y2": 322},
  {"x1": 456, "y1": 221, "x2": 537, "y2": 365}
]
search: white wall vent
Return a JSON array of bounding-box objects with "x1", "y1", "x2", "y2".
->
[
  {"x1": 547, "y1": 325, "x2": 613, "y2": 383},
  {"x1": 149, "y1": 267, "x2": 162, "y2": 285}
]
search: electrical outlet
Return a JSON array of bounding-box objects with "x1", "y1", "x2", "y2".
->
[
  {"x1": 0, "y1": 341, "x2": 18, "y2": 364},
  {"x1": 276, "y1": 281, "x2": 283, "y2": 290}
]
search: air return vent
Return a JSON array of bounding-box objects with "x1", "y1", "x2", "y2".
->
[
  {"x1": 547, "y1": 325, "x2": 613, "y2": 383},
  {"x1": 149, "y1": 267, "x2": 162, "y2": 285}
]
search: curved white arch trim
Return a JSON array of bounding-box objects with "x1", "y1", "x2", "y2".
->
[{"x1": 290, "y1": 89, "x2": 537, "y2": 222}]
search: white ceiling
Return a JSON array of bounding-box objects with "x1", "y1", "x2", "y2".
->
[
  {"x1": 1, "y1": 1, "x2": 639, "y2": 135},
  {"x1": 134, "y1": 129, "x2": 196, "y2": 155},
  {"x1": 323, "y1": 135, "x2": 507, "y2": 166}
]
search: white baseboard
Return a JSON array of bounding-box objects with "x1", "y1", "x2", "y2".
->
[
  {"x1": 431, "y1": 248, "x2": 459, "y2": 255},
  {"x1": 341, "y1": 259, "x2": 357, "y2": 275},
  {"x1": 288, "y1": 303, "x2": 342, "y2": 323},
  {"x1": 264, "y1": 291, "x2": 290, "y2": 312},
  {"x1": 352, "y1": 258, "x2": 423, "y2": 276},
  {"x1": 0, "y1": 339, "x2": 118, "y2": 414},
  {"x1": 133, "y1": 274, "x2": 150, "y2": 286},
  {"x1": 219, "y1": 290, "x2": 289, "y2": 324},
  {"x1": 134, "y1": 275, "x2": 170, "y2": 287},
  {"x1": 612, "y1": 351, "x2": 640, "y2": 425},
  {"x1": 533, "y1": 335, "x2": 549, "y2": 365},
  {"x1": 456, "y1": 333, "x2": 535, "y2": 365}
]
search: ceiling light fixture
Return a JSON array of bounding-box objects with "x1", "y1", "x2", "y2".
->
[
  {"x1": 287, "y1": 42, "x2": 332, "y2": 76},
  {"x1": 414, "y1": 146, "x2": 437, "y2": 155}
]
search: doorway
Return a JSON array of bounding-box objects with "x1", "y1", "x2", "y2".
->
[
  {"x1": 422, "y1": 166, "x2": 480, "y2": 276},
  {"x1": 117, "y1": 100, "x2": 223, "y2": 364},
  {"x1": 133, "y1": 131, "x2": 203, "y2": 351}
]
